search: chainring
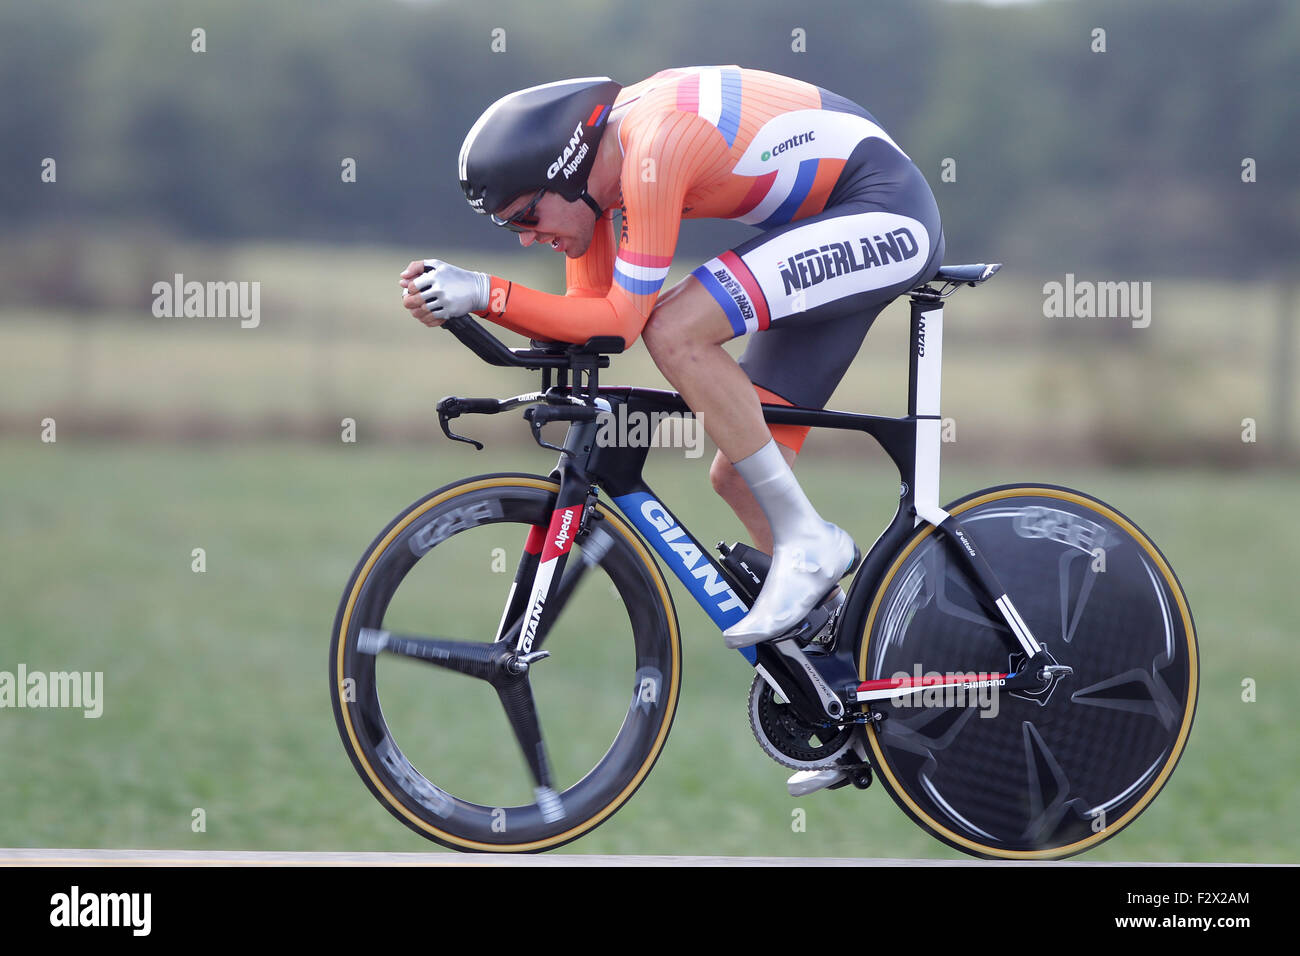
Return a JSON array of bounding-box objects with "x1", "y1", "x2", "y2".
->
[{"x1": 748, "y1": 674, "x2": 855, "y2": 770}]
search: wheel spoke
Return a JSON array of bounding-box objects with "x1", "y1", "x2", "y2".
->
[
  {"x1": 357, "y1": 627, "x2": 501, "y2": 681},
  {"x1": 495, "y1": 676, "x2": 566, "y2": 822}
]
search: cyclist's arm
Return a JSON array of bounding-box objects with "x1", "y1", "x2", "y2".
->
[
  {"x1": 564, "y1": 210, "x2": 615, "y2": 298},
  {"x1": 474, "y1": 111, "x2": 725, "y2": 346},
  {"x1": 470, "y1": 216, "x2": 616, "y2": 341}
]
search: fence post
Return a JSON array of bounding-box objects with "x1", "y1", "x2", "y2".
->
[{"x1": 1272, "y1": 276, "x2": 1295, "y2": 463}]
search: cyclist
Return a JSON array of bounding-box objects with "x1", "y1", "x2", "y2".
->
[{"x1": 401, "y1": 67, "x2": 944, "y2": 650}]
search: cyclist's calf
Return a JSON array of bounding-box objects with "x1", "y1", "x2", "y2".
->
[{"x1": 709, "y1": 445, "x2": 799, "y2": 557}]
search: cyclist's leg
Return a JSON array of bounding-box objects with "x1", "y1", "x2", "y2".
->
[
  {"x1": 642, "y1": 280, "x2": 771, "y2": 466},
  {"x1": 709, "y1": 305, "x2": 889, "y2": 555},
  {"x1": 643, "y1": 282, "x2": 858, "y2": 646},
  {"x1": 645, "y1": 139, "x2": 943, "y2": 644},
  {"x1": 704, "y1": 138, "x2": 945, "y2": 561}
]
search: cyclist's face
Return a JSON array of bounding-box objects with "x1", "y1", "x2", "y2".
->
[{"x1": 495, "y1": 192, "x2": 595, "y2": 258}]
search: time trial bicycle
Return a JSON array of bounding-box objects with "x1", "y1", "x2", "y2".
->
[{"x1": 329, "y1": 262, "x2": 1198, "y2": 858}]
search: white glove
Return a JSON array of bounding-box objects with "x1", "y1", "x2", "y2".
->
[{"x1": 413, "y1": 259, "x2": 490, "y2": 318}]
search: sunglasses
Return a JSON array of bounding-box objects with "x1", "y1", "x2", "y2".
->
[{"x1": 491, "y1": 188, "x2": 547, "y2": 233}]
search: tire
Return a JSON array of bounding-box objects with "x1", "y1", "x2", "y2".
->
[
  {"x1": 855, "y1": 484, "x2": 1198, "y2": 860},
  {"x1": 330, "y1": 474, "x2": 681, "y2": 852}
]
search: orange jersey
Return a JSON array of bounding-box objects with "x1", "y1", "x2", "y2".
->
[{"x1": 475, "y1": 66, "x2": 907, "y2": 347}]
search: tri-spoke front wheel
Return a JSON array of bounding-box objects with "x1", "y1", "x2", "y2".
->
[{"x1": 330, "y1": 474, "x2": 681, "y2": 852}]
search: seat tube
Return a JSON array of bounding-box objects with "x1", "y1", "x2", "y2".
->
[
  {"x1": 908, "y1": 295, "x2": 948, "y2": 528},
  {"x1": 906, "y1": 292, "x2": 1045, "y2": 659}
]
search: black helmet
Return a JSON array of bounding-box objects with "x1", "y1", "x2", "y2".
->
[{"x1": 458, "y1": 77, "x2": 622, "y2": 221}]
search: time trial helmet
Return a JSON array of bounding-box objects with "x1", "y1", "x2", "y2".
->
[{"x1": 458, "y1": 76, "x2": 622, "y2": 224}]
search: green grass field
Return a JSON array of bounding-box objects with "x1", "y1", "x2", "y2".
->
[{"x1": 2, "y1": 438, "x2": 1295, "y2": 861}]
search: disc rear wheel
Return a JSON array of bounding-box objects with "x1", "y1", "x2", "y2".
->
[{"x1": 857, "y1": 484, "x2": 1198, "y2": 859}]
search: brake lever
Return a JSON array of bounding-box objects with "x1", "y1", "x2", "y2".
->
[
  {"x1": 438, "y1": 416, "x2": 483, "y2": 450},
  {"x1": 523, "y1": 403, "x2": 600, "y2": 454},
  {"x1": 436, "y1": 396, "x2": 504, "y2": 450}
]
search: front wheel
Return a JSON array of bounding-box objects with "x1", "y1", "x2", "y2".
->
[
  {"x1": 856, "y1": 484, "x2": 1198, "y2": 860},
  {"x1": 330, "y1": 474, "x2": 681, "y2": 852}
]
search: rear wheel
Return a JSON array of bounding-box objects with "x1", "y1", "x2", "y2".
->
[
  {"x1": 857, "y1": 484, "x2": 1198, "y2": 859},
  {"x1": 330, "y1": 474, "x2": 681, "y2": 852}
]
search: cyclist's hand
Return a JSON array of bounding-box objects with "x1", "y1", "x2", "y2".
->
[
  {"x1": 399, "y1": 260, "x2": 442, "y2": 326},
  {"x1": 400, "y1": 259, "x2": 489, "y2": 327}
]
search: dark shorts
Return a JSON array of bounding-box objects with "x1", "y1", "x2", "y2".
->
[{"x1": 691, "y1": 102, "x2": 944, "y2": 422}]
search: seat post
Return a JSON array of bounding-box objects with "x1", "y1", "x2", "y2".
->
[{"x1": 908, "y1": 290, "x2": 947, "y2": 527}]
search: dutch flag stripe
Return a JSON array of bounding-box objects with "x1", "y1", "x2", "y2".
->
[
  {"x1": 618, "y1": 249, "x2": 674, "y2": 268},
  {"x1": 614, "y1": 269, "x2": 668, "y2": 297},
  {"x1": 698, "y1": 68, "x2": 723, "y2": 127},
  {"x1": 716, "y1": 68, "x2": 743, "y2": 146},
  {"x1": 615, "y1": 257, "x2": 672, "y2": 283}
]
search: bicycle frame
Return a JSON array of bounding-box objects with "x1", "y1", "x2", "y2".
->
[{"x1": 439, "y1": 270, "x2": 1067, "y2": 730}]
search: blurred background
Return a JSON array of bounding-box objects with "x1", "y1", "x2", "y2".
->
[{"x1": 1, "y1": 0, "x2": 1296, "y2": 861}]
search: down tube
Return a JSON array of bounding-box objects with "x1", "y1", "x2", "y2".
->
[{"x1": 611, "y1": 486, "x2": 757, "y2": 661}]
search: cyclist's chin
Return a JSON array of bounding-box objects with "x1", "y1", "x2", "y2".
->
[{"x1": 553, "y1": 237, "x2": 588, "y2": 258}]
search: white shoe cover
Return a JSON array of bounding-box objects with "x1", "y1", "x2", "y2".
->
[{"x1": 722, "y1": 521, "x2": 856, "y2": 649}]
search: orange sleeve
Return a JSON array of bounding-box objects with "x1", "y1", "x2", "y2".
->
[
  {"x1": 565, "y1": 210, "x2": 615, "y2": 298},
  {"x1": 474, "y1": 109, "x2": 729, "y2": 348}
]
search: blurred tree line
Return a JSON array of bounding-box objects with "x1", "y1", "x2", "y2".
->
[{"x1": 2, "y1": 0, "x2": 1296, "y2": 279}]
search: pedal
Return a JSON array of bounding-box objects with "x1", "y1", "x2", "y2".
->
[
  {"x1": 787, "y1": 601, "x2": 835, "y2": 646},
  {"x1": 778, "y1": 590, "x2": 845, "y2": 649},
  {"x1": 787, "y1": 768, "x2": 847, "y2": 797}
]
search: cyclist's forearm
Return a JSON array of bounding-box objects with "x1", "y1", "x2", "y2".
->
[
  {"x1": 475, "y1": 276, "x2": 647, "y2": 345},
  {"x1": 565, "y1": 213, "x2": 617, "y2": 295}
]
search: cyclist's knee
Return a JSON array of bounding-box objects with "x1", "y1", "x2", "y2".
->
[
  {"x1": 642, "y1": 311, "x2": 701, "y2": 373},
  {"x1": 640, "y1": 309, "x2": 673, "y2": 358},
  {"x1": 643, "y1": 278, "x2": 732, "y2": 364}
]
